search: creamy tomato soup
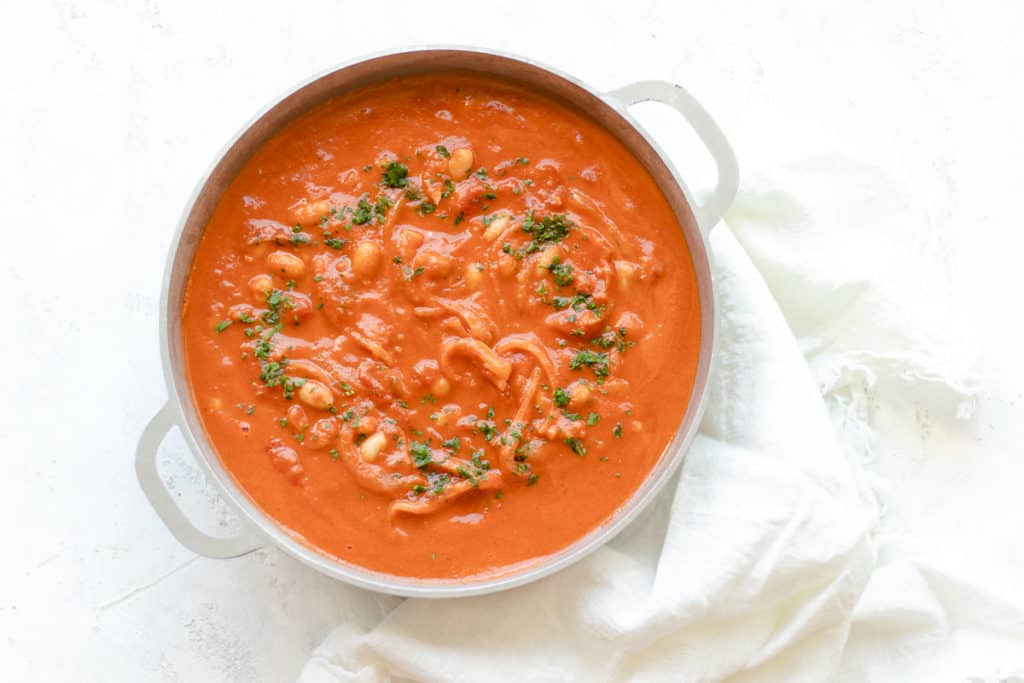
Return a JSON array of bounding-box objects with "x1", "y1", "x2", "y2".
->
[{"x1": 182, "y1": 73, "x2": 701, "y2": 579}]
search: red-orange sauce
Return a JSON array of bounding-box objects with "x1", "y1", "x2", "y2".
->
[{"x1": 181, "y1": 73, "x2": 700, "y2": 579}]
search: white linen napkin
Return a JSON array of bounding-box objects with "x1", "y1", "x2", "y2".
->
[{"x1": 299, "y1": 156, "x2": 1024, "y2": 683}]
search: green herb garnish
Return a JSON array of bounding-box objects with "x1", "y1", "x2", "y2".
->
[
  {"x1": 565, "y1": 437, "x2": 587, "y2": 457},
  {"x1": 410, "y1": 441, "x2": 432, "y2": 469},
  {"x1": 547, "y1": 258, "x2": 574, "y2": 287},
  {"x1": 569, "y1": 350, "x2": 609, "y2": 381},
  {"x1": 381, "y1": 161, "x2": 409, "y2": 188},
  {"x1": 521, "y1": 213, "x2": 572, "y2": 253},
  {"x1": 553, "y1": 387, "x2": 570, "y2": 408}
]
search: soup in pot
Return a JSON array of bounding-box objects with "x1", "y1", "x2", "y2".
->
[{"x1": 181, "y1": 73, "x2": 701, "y2": 579}]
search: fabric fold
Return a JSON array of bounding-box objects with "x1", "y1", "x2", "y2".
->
[{"x1": 299, "y1": 157, "x2": 1023, "y2": 683}]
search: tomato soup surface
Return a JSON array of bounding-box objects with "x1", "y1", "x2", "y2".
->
[{"x1": 182, "y1": 73, "x2": 701, "y2": 579}]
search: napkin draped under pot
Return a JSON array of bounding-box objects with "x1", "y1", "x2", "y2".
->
[{"x1": 300, "y1": 156, "x2": 1024, "y2": 683}]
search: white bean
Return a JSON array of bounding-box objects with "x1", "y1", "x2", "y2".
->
[
  {"x1": 352, "y1": 240, "x2": 382, "y2": 278},
  {"x1": 292, "y1": 198, "x2": 331, "y2": 225},
  {"x1": 354, "y1": 415, "x2": 378, "y2": 436},
  {"x1": 286, "y1": 404, "x2": 310, "y2": 431},
  {"x1": 297, "y1": 379, "x2": 333, "y2": 411},
  {"x1": 569, "y1": 382, "x2": 592, "y2": 408},
  {"x1": 359, "y1": 432, "x2": 388, "y2": 462},
  {"x1": 248, "y1": 273, "x2": 273, "y2": 296},
  {"x1": 267, "y1": 251, "x2": 305, "y2": 278},
  {"x1": 614, "y1": 260, "x2": 639, "y2": 291},
  {"x1": 497, "y1": 254, "x2": 518, "y2": 278},
  {"x1": 463, "y1": 262, "x2": 484, "y2": 289},
  {"x1": 535, "y1": 245, "x2": 562, "y2": 273},
  {"x1": 448, "y1": 147, "x2": 474, "y2": 181},
  {"x1": 431, "y1": 376, "x2": 451, "y2": 398},
  {"x1": 413, "y1": 249, "x2": 453, "y2": 278},
  {"x1": 482, "y1": 214, "x2": 510, "y2": 241}
]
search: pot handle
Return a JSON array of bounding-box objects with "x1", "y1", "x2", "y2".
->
[
  {"x1": 606, "y1": 80, "x2": 738, "y2": 234},
  {"x1": 135, "y1": 402, "x2": 262, "y2": 558}
]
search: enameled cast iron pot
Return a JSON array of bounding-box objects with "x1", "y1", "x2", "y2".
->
[{"x1": 135, "y1": 47, "x2": 738, "y2": 598}]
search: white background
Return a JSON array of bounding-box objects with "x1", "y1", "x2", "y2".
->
[{"x1": 1, "y1": 1, "x2": 1022, "y2": 680}]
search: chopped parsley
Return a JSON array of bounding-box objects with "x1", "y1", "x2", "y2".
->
[
  {"x1": 324, "y1": 237, "x2": 346, "y2": 250},
  {"x1": 550, "y1": 292, "x2": 601, "y2": 316},
  {"x1": 613, "y1": 422, "x2": 623, "y2": 438},
  {"x1": 456, "y1": 465, "x2": 478, "y2": 487},
  {"x1": 381, "y1": 161, "x2": 409, "y2": 188},
  {"x1": 259, "y1": 360, "x2": 306, "y2": 399},
  {"x1": 569, "y1": 350, "x2": 610, "y2": 381},
  {"x1": 521, "y1": 213, "x2": 572, "y2": 253},
  {"x1": 590, "y1": 331, "x2": 616, "y2": 349},
  {"x1": 586, "y1": 412, "x2": 601, "y2": 426},
  {"x1": 616, "y1": 327, "x2": 636, "y2": 352},
  {"x1": 435, "y1": 145, "x2": 451, "y2": 159},
  {"x1": 553, "y1": 387, "x2": 570, "y2": 408},
  {"x1": 470, "y1": 449, "x2": 490, "y2": 471},
  {"x1": 565, "y1": 437, "x2": 587, "y2": 457},
  {"x1": 351, "y1": 197, "x2": 374, "y2": 225},
  {"x1": 547, "y1": 258, "x2": 574, "y2": 287},
  {"x1": 591, "y1": 327, "x2": 635, "y2": 352},
  {"x1": 374, "y1": 194, "x2": 393, "y2": 218},
  {"x1": 476, "y1": 420, "x2": 497, "y2": 442},
  {"x1": 429, "y1": 472, "x2": 450, "y2": 495},
  {"x1": 410, "y1": 441, "x2": 432, "y2": 469},
  {"x1": 214, "y1": 319, "x2": 233, "y2": 333},
  {"x1": 442, "y1": 436, "x2": 461, "y2": 453},
  {"x1": 441, "y1": 178, "x2": 455, "y2": 199}
]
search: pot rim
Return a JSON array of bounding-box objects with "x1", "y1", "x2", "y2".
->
[{"x1": 151, "y1": 45, "x2": 728, "y2": 598}]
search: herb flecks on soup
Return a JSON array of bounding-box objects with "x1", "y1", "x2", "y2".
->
[{"x1": 182, "y1": 74, "x2": 701, "y2": 578}]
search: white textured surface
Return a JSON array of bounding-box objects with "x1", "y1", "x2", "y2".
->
[{"x1": 1, "y1": 1, "x2": 1022, "y2": 681}]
